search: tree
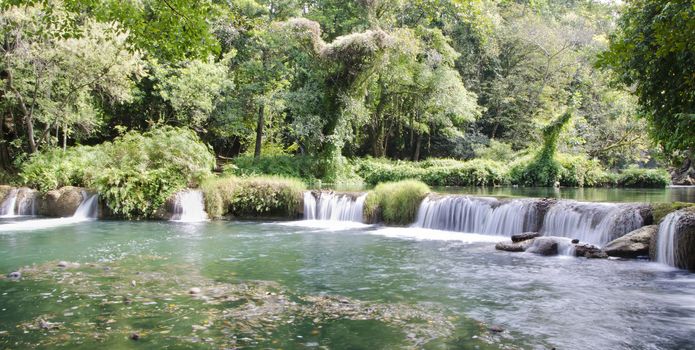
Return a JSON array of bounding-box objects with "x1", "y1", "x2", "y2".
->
[
  {"x1": 600, "y1": 0, "x2": 695, "y2": 181},
  {"x1": 1, "y1": 2, "x2": 144, "y2": 155}
]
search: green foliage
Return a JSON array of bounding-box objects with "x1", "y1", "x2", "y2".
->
[
  {"x1": 20, "y1": 127, "x2": 215, "y2": 218},
  {"x1": 201, "y1": 175, "x2": 305, "y2": 218},
  {"x1": 353, "y1": 158, "x2": 507, "y2": 187},
  {"x1": 364, "y1": 180, "x2": 430, "y2": 225},
  {"x1": 226, "y1": 155, "x2": 321, "y2": 181},
  {"x1": 600, "y1": 0, "x2": 695, "y2": 157},
  {"x1": 616, "y1": 168, "x2": 670, "y2": 188}
]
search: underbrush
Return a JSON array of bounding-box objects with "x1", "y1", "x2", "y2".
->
[
  {"x1": 226, "y1": 154, "x2": 362, "y2": 184},
  {"x1": 616, "y1": 168, "x2": 670, "y2": 188},
  {"x1": 364, "y1": 180, "x2": 430, "y2": 225},
  {"x1": 19, "y1": 127, "x2": 215, "y2": 218},
  {"x1": 201, "y1": 175, "x2": 306, "y2": 218}
]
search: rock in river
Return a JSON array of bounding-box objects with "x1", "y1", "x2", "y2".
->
[{"x1": 604, "y1": 225, "x2": 657, "y2": 258}]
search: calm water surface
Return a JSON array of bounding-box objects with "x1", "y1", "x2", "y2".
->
[{"x1": 0, "y1": 220, "x2": 694, "y2": 349}]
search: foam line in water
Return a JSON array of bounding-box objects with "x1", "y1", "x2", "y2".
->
[
  {"x1": 368, "y1": 227, "x2": 509, "y2": 243},
  {"x1": 0, "y1": 192, "x2": 98, "y2": 232},
  {"x1": 277, "y1": 220, "x2": 372, "y2": 231},
  {"x1": 171, "y1": 190, "x2": 208, "y2": 222},
  {"x1": 303, "y1": 191, "x2": 367, "y2": 222}
]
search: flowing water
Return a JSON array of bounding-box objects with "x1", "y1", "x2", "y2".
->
[
  {"x1": 0, "y1": 220, "x2": 693, "y2": 349},
  {"x1": 171, "y1": 190, "x2": 208, "y2": 222},
  {"x1": 0, "y1": 188, "x2": 37, "y2": 218},
  {"x1": 656, "y1": 212, "x2": 683, "y2": 267},
  {"x1": 303, "y1": 191, "x2": 367, "y2": 222},
  {"x1": 0, "y1": 193, "x2": 98, "y2": 232}
]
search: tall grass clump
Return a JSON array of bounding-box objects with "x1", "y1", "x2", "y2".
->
[
  {"x1": 201, "y1": 175, "x2": 306, "y2": 218},
  {"x1": 364, "y1": 180, "x2": 430, "y2": 225}
]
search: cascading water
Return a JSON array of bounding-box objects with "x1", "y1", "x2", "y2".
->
[
  {"x1": 655, "y1": 211, "x2": 682, "y2": 267},
  {"x1": 73, "y1": 192, "x2": 99, "y2": 219},
  {"x1": 171, "y1": 190, "x2": 208, "y2": 222},
  {"x1": 540, "y1": 201, "x2": 644, "y2": 246},
  {"x1": 303, "y1": 191, "x2": 366, "y2": 222},
  {"x1": 413, "y1": 196, "x2": 538, "y2": 236},
  {"x1": 0, "y1": 188, "x2": 38, "y2": 217},
  {"x1": 0, "y1": 189, "x2": 18, "y2": 217}
]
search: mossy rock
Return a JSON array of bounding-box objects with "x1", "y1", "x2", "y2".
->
[{"x1": 651, "y1": 202, "x2": 694, "y2": 223}]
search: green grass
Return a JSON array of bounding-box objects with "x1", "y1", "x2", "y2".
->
[
  {"x1": 201, "y1": 175, "x2": 306, "y2": 218},
  {"x1": 364, "y1": 180, "x2": 430, "y2": 225}
]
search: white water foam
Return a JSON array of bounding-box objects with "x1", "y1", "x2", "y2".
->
[{"x1": 171, "y1": 190, "x2": 208, "y2": 222}]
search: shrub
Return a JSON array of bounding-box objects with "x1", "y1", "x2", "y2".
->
[
  {"x1": 20, "y1": 126, "x2": 215, "y2": 218},
  {"x1": 227, "y1": 154, "x2": 363, "y2": 184},
  {"x1": 201, "y1": 175, "x2": 306, "y2": 218},
  {"x1": 364, "y1": 180, "x2": 430, "y2": 225},
  {"x1": 617, "y1": 168, "x2": 670, "y2": 188}
]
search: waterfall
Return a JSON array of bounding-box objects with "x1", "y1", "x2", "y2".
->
[
  {"x1": 171, "y1": 190, "x2": 208, "y2": 222},
  {"x1": 656, "y1": 211, "x2": 681, "y2": 267},
  {"x1": 303, "y1": 191, "x2": 366, "y2": 222},
  {"x1": 0, "y1": 189, "x2": 18, "y2": 217},
  {"x1": 0, "y1": 188, "x2": 37, "y2": 217},
  {"x1": 413, "y1": 196, "x2": 537, "y2": 236},
  {"x1": 540, "y1": 201, "x2": 644, "y2": 246},
  {"x1": 73, "y1": 192, "x2": 99, "y2": 219}
]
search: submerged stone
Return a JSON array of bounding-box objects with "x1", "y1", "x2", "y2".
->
[
  {"x1": 7, "y1": 271, "x2": 21, "y2": 279},
  {"x1": 526, "y1": 237, "x2": 559, "y2": 256}
]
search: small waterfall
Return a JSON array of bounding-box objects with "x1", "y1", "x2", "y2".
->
[
  {"x1": 656, "y1": 212, "x2": 682, "y2": 267},
  {"x1": 540, "y1": 201, "x2": 643, "y2": 246},
  {"x1": 171, "y1": 190, "x2": 207, "y2": 222},
  {"x1": 73, "y1": 192, "x2": 98, "y2": 219},
  {"x1": 0, "y1": 188, "x2": 37, "y2": 217},
  {"x1": 413, "y1": 196, "x2": 537, "y2": 236},
  {"x1": 0, "y1": 189, "x2": 18, "y2": 217},
  {"x1": 303, "y1": 191, "x2": 366, "y2": 222}
]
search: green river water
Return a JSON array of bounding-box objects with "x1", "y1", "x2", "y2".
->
[{"x1": 0, "y1": 218, "x2": 694, "y2": 349}]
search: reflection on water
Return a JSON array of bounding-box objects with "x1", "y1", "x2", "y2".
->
[{"x1": 314, "y1": 183, "x2": 695, "y2": 203}]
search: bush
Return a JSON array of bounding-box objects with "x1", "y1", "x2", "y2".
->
[
  {"x1": 201, "y1": 175, "x2": 306, "y2": 218},
  {"x1": 364, "y1": 180, "x2": 430, "y2": 225},
  {"x1": 20, "y1": 126, "x2": 215, "y2": 218},
  {"x1": 651, "y1": 202, "x2": 694, "y2": 223},
  {"x1": 353, "y1": 158, "x2": 508, "y2": 186},
  {"x1": 616, "y1": 168, "x2": 670, "y2": 188},
  {"x1": 226, "y1": 154, "x2": 363, "y2": 184}
]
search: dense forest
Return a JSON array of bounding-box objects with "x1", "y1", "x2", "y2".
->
[{"x1": 0, "y1": 0, "x2": 693, "y2": 216}]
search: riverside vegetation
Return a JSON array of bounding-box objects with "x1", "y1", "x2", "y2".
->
[{"x1": 0, "y1": 0, "x2": 693, "y2": 211}]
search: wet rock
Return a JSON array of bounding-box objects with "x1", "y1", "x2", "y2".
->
[
  {"x1": 130, "y1": 280, "x2": 137, "y2": 287},
  {"x1": 130, "y1": 333, "x2": 140, "y2": 341},
  {"x1": 511, "y1": 232, "x2": 541, "y2": 243},
  {"x1": 604, "y1": 225, "x2": 657, "y2": 258},
  {"x1": 495, "y1": 240, "x2": 531, "y2": 252},
  {"x1": 488, "y1": 324, "x2": 504, "y2": 333},
  {"x1": 571, "y1": 239, "x2": 579, "y2": 244},
  {"x1": 525, "y1": 237, "x2": 559, "y2": 256},
  {"x1": 574, "y1": 243, "x2": 607, "y2": 259},
  {"x1": 7, "y1": 271, "x2": 21, "y2": 280},
  {"x1": 57, "y1": 261, "x2": 80, "y2": 269},
  {"x1": 58, "y1": 261, "x2": 68, "y2": 268},
  {"x1": 40, "y1": 186, "x2": 86, "y2": 217},
  {"x1": 189, "y1": 287, "x2": 202, "y2": 295}
]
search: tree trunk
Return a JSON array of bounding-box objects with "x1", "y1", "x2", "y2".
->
[
  {"x1": 254, "y1": 104, "x2": 265, "y2": 159},
  {"x1": 3, "y1": 70, "x2": 36, "y2": 153},
  {"x1": 412, "y1": 132, "x2": 422, "y2": 161}
]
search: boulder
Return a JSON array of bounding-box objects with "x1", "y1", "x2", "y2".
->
[
  {"x1": 0, "y1": 185, "x2": 12, "y2": 203},
  {"x1": 574, "y1": 243, "x2": 607, "y2": 259},
  {"x1": 495, "y1": 240, "x2": 532, "y2": 252},
  {"x1": 526, "y1": 237, "x2": 559, "y2": 256},
  {"x1": 650, "y1": 209, "x2": 695, "y2": 271},
  {"x1": 511, "y1": 232, "x2": 541, "y2": 243},
  {"x1": 39, "y1": 186, "x2": 86, "y2": 217},
  {"x1": 604, "y1": 225, "x2": 657, "y2": 258}
]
